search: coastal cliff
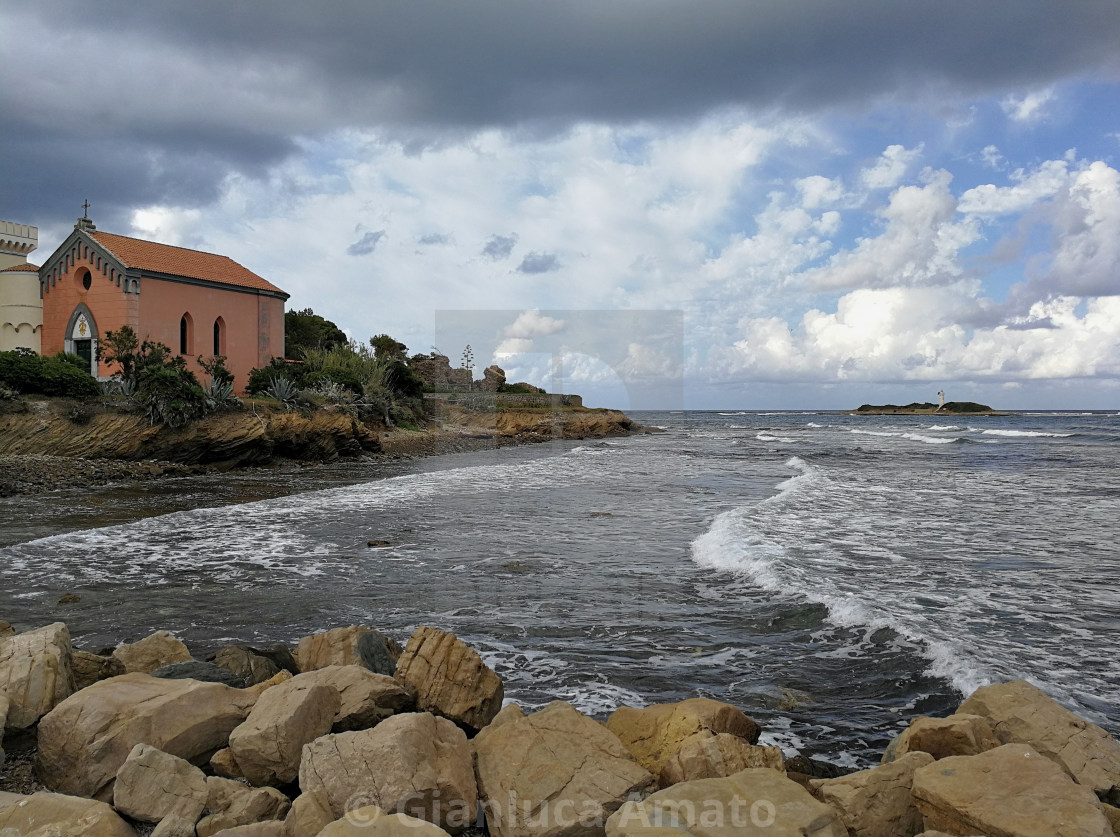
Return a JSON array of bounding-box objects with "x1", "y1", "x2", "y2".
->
[{"x1": 0, "y1": 397, "x2": 640, "y2": 493}]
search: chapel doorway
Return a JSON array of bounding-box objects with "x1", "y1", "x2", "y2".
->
[{"x1": 74, "y1": 339, "x2": 93, "y2": 371}]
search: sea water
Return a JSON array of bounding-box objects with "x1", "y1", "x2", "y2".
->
[{"x1": 1, "y1": 410, "x2": 1117, "y2": 766}]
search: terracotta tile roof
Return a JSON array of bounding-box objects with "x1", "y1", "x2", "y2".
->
[
  {"x1": 90, "y1": 231, "x2": 287, "y2": 296},
  {"x1": 0, "y1": 262, "x2": 39, "y2": 272}
]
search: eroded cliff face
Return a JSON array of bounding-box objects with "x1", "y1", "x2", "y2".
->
[
  {"x1": 0, "y1": 400, "x2": 639, "y2": 468},
  {"x1": 0, "y1": 401, "x2": 381, "y2": 467}
]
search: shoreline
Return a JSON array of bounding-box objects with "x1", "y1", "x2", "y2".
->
[
  {"x1": 0, "y1": 404, "x2": 644, "y2": 498},
  {"x1": 2, "y1": 622, "x2": 1118, "y2": 835}
]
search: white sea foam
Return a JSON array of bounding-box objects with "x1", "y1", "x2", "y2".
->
[
  {"x1": 977, "y1": 428, "x2": 1072, "y2": 438},
  {"x1": 690, "y1": 457, "x2": 992, "y2": 697},
  {"x1": 902, "y1": 433, "x2": 958, "y2": 445},
  {"x1": 757, "y1": 433, "x2": 797, "y2": 443},
  {"x1": 849, "y1": 429, "x2": 898, "y2": 437},
  {"x1": 928, "y1": 425, "x2": 960, "y2": 432},
  {"x1": 806, "y1": 422, "x2": 824, "y2": 428}
]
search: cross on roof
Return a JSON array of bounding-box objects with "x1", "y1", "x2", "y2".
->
[{"x1": 81, "y1": 199, "x2": 90, "y2": 219}]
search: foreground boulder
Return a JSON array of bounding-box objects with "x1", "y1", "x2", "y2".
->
[
  {"x1": 474, "y1": 701, "x2": 654, "y2": 837},
  {"x1": 295, "y1": 626, "x2": 398, "y2": 676},
  {"x1": 113, "y1": 743, "x2": 208, "y2": 824},
  {"x1": 912, "y1": 742, "x2": 1112, "y2": 837},
  {"x1": 887, "y1": 713, "x2": 1001, "y2": 763},
  {"x1": 394, "y1": 626, "x2": 503, "y2": 732},
  {"x1": 606, "y1": 697, "x2": 761, "y2": 778},
  {"x1": 0, "y1": 694, "x2": 8, "y2": 765},
  {"x1": 72, "y1": 650, "x2": 126, "y2": 691},
  {"x1": 317, "y1": 806, "x2": 453, "y2": 836},
  {"x1": 812, "y1": 750, "x2": 933, "y2": 837},
  {"x1": 606, "y1": 768, "x2": 846, "y2": 836},
  {"x1": 228, "y1": 674, "x2": 340, "y2": 786},
  {"x1": 36, "y1": 672, "x2": 258, "y2": 801},
  {"x1": 660, "y1": 732, "x2": 784, "y2": 787},
  {"x1": 301, "y1": 664, "x2": 415, "y2": 732},
  {"x1": 0, "y1": 621, "x2": 75, "y2": 729},
  {"x1": 0, "y1": 791, "x2": 137, "y2": 836},
  {"x1": 299, "y1": 712, "x2": 477, "y2": 834},
  {"x1": 195, "y1": 776, "x2": 291, "y2": 837},
  {"x1": 111, "y1": 630, "x2": 192, "y2": 674},
  {"x1": 959, "y1": 679, "x2": 1120, "y2": 793}
]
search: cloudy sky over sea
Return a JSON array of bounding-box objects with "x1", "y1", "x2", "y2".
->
[{"x1": 4, "y1": 1, "x2": 1120, "y2": 408}]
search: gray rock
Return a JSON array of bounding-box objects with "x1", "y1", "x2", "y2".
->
[
  {"x1": 210, "y1": 647, "x2": 282, "y2": 686},
  {"x1": 152, "y1": 660, "x2": 247, "y2": 688},
  {"x1": 250, "y1": 643, "x2": 300, "y2": 676}
]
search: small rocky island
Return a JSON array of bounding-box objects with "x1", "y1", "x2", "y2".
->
[{"x1": 850, "y1": 401, "x2": 1003, "y2": 415}]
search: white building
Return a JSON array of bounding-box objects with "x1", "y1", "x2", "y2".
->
[{"x1": 0, "y1": 220, "x2": 41, "y2": 353}]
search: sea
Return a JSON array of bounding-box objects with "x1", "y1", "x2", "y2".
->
[{"x1": 1, "y1": 409, "x2": 1117, "y2": 767}]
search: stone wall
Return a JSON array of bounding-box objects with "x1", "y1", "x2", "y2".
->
[{"x1": 424, "y1": 392, "x2": 583, "y2": 411}]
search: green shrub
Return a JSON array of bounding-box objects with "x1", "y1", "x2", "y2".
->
[
  {"x1": 138, "y1": 363, "x2": 207, "y2": 428},
  {"x1": 0, "y1": 348, "x2": 99, "y2": 398},
  {"x1": 247, "y1": 358, "x2": 298, "y2": 394},
  {"x1": 53, "y1": 352, "x2": 89, "y2": 372}
]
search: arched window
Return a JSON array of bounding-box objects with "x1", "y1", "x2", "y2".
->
[
  {"x1": 76, "y1": 267, "x2": 92, "y2": 291},
  {"x1": 180, "y1": 313, "x2": 194, "y2": 355},
  {"x1": 213, "y1": 317, "x2": 225, "y2": 356}
]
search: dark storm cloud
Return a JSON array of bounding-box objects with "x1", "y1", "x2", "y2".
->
[
  {"x1": 4, "y1": 1, "x2": 1119, "y2": 227},
  {"x1": 517, "y1": 252, "x2": 561, "y2": 274},
  {"x1": 347, "y1": 231, "x2": 386, "y2": 256},
  {"x1": 482, "y1": 234, "x2": 519, "y2": 260}
]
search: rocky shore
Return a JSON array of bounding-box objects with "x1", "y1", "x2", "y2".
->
[
  {"x1": 2, "y1": 620, "x2": 1118, "y2": 837},
  {"x1": 0, "y1": 400, "x2": 642, "y2": 497}
]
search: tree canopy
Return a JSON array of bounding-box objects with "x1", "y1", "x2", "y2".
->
[{"x1": 284, "y1": 308, "x2": 348, "y2": 359}]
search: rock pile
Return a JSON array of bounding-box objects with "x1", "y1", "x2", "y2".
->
[{"x1": 2, "y1": 619, "x2": 1119, "y2": 837}]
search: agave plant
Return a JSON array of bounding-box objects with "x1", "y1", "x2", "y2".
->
[
  {"x1": 205, "y1": 377, "x2": 240, "y2": 410},
  {"x1": 100, "y1": 377, "x2": 137, "y2": 398},
  {"x1": 262, "y1": 374, "x2": 298, "y2": 406}
]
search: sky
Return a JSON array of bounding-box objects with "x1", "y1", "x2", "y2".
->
[{"x1": 3, "y1": 1, "x2": 1120, "y2": 409}]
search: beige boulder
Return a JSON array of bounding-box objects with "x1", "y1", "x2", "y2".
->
[
  {"x1": 888, "y1": 713, "x2": 1000, "y2": 762},
  {"x1": 606, "y1": 768, "x2": 846, "y2": 836},
  {"x1": 661, "y1": 732, "x2": 783, "y2": 787},
  {"x1": 606, "y1": 698, "x2": 761, "y2": 777},
  {"x1": 959, "y1": 679, "x2": 1120, "y2": 793},
  {"x1": 0, "y1": 622, "x2": 75, "y2": 729},
  {"x1": 36, "y1": 672, "x2": 258, "y2": 801},
  {"x1": 210, "y1": 747, "x2": 246, "y2": 780},
  {"x1": 394, "y1": 626, "x2": 503, "y2": 732},
  {"x1": 113, "y1": 743, "x2": 209, "y2": 824},
  {"x1": 72, "y1": 650, "x2": 127, "y2": 691},
  {"x1": 1102, "y1": 803, "x2": 1120, "y2": 836},
  {"x1": 199, "y1": 823, "x2": 286, "y2": 837},
  {"x1": 301, "y1": 664, "x2": 415, "y2": 731},
  {"x1": 0, "y1": 621, "x2": 14, "y2": 638},
  {"x1": 474, "y1": 700, "x2": 655, "y2": 837},
  {"x1": 318, "y1": 805, "x2": 453, "y2": 836},
  {"x1": 294, "y1": 626, "x2": 398, "y2": 675},
  {"x1": 300, "y1": 711, "x2": 477, "y2": 834},
  {"x1": 912, "y1": 742, "x2": 1111, "y2": 837},
  {"x1": 0, "y1": 791, "x2": 137, "y2": 836},
  {"x1": 195, "y1": 776, "x2": 291, "y2": 837},
  {"x1": 228, "y1": 675, "x2": 340, "y2": 786},
  {"x1": 283, "y1": 791, "x2": 336, "y2": 837},
  {"x1": 111, "y1": 630, "x2": 192, "y2": 674},
  {"x1": 812, "y1": 750, "x2": 933, "y2": 837}
]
